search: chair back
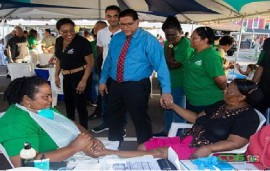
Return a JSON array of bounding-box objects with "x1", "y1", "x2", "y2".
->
[
  {"x1": 7, "y1": 63, "x2": 35, "y2": 81},
  {"x1": 39, "y1": 54, "x2": 53, "y2": 66},
  {"x1": 256, "y1": 109, "x2": 266, "y2": 130}
]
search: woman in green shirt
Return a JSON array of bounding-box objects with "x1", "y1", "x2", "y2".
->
[
  {"x1": 154, "y1": 16, "x2": 193, "y2": 136},
  {"x1": 184, "y1": 27, "x2": 227, "y2": 113},
  {"x1": 0, "y1": 76, "x2": 104, "y2": 167}
]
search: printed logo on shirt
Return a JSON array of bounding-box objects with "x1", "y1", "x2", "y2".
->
[
  {"x1": 67, "y1": 49, "x2": 74, "y2": 54},
  {"x1": 195, "y1": 60, "x2": 202, "y2": 66}
]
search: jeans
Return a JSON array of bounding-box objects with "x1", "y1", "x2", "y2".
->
[{"x1": 164, "y1": 87, "x2": 186, "y2": 133}]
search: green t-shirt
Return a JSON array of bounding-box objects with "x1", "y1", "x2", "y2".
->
[
  {"x1": 183, "y1": 47, "x2": 225, "y2": 106},
  {"x1": 257, "y1": 50, "x2": 265, "y2": 65},
  {"x1": 164, "y1": 37, "x2": 194, "y2": 88},
  {"x1": 0, "y1": 105, "x2": 58, "y2": 157},
  {"x1": 28, "y1": 37, "x2": 37, "y2": 50},
  {"x1": 90, "y1": 40, "x2": 97, "y2": 60}
]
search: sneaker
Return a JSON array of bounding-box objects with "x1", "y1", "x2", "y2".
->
[
  {"x1": 92, "y1": 123, "x2": 109, "y2": 133},
  {"x1": 89, "y1": 101, "x2": 97, "y2": 107},
  {"x1": 122, "y1": 129, "x2": 127, "y2": 137},
  {"x1": 88, "y1": 110, "x2": 102, "y2": 120}
]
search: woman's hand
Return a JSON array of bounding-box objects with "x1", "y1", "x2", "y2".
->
[
  {"x1": 189, "y1": 146, "x2": 212, "y2": 159},
  {"x1": 68, "y1": 133, "x2": 92, "y2": 153},
  {"x1": 83, "y1": 139, "x2": 104, "y2": 158},
  {"x1": 54, "y1": 76, "x2": 61, "y2": 88},
  {"x1": 76, "y1": 80, "x2": 86, "y2": 94}
]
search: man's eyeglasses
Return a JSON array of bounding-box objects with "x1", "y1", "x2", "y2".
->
[{"x1": 120, "y1": 22, "x2": 135, "y2": 28}]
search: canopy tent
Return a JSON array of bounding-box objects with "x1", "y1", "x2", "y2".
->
[{"x1": 0, "y1": 0, "x2": 270, "y2": 24}]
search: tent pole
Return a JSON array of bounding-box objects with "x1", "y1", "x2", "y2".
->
[
  {"x1": 98, "y1": 0, "x2": 101, "y2": 20},
  {"x1": 234, "y1": 17, "x2": 245, "y2": 66}
]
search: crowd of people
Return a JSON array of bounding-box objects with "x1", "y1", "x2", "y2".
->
[{"x1": 0, "y1": 5, "x2": 270, "y2": 168}]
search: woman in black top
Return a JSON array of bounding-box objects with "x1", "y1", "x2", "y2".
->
[
  {"x1": 90, "y1": 79, "x2": 263, "y2": 159},
  {"x1": 54, "y1": 18, "x2": 94, "y2": 129}
]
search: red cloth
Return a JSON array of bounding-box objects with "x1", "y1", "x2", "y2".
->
[
  {"x1": 116, "y1": 37, "x2": 131, "y2": 83},
  {"x1": 144, "y1": 136, "x2": 196, "y2": 160}
]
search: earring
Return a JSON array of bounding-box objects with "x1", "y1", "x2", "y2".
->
[{"x1": 28, "y1": 104, "x2": 31, "y2": 108}]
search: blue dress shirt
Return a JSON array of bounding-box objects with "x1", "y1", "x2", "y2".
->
[{"x1": 100, "y1": 28, "x2": 171, "y2": 93}]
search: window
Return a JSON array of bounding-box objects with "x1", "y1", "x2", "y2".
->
[
  {"x1": 265, "y1": 22, "x2": 270, "y2": 30},
  {"x1": 253, "y1": 20, "x2": 259, "y2": 29}
]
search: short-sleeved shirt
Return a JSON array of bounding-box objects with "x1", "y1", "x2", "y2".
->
[
  {"x1": 0, "y1": 105, "x2": 58, "y2": 157},
  {"x1": 257, "y1": 50, "x2": 265, "y2": 65},
  {"x1": 96, "y1": 27, "x2": 121, "y2": 68},
  {"x1": 55, "y1": 34, "x2": 92, "y2": 70},
  {"x1": 182, "y1": 101, "x2": 259, "y2": 147},
  {"x1": 258, "y1": 51, "x2": 270, "y2": 97},
  {"x1": 164, "y1": 37, "x2": 193, "y2": 88},
  {"x1": 27, "y1": 37, "x2": 37, "y2": 50},
  {"x1": 7, "y1": 36, "x2": 29, "y2": 60},
  {"x1": 41, "y1": 36, "x2": 56, "y2": 48},
  {"x1": 183, "y1": 47, "x2": 225, "y2": 106}
]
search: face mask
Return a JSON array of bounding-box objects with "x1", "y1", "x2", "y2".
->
[{"x1": 37, "y1": 108, "x2": 54, "y2": 120}]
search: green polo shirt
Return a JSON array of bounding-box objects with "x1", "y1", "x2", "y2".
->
[
  {"x1": 164, "y1": 37, "x2": 193, "y2": 88},
  {"x1": 0, "y1": 105, "x2": 58, "y2": 157},
  {"x1": 184, "y1": 47, "x2": 225, "y2": 106}
]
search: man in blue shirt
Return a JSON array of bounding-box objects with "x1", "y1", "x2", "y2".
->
[{"x1": 99, "y1": 9, "x2": 173, "y2": 144}]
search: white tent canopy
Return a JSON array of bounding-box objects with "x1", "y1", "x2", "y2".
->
[{"x1": 0, "y1": 0, "x2": 270, "y2": 24}]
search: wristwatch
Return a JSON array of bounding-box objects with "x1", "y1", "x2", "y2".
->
[{"x1": 168, "y1": 44, "x2": 174, "y2": 48}]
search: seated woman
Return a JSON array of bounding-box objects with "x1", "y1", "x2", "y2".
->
[
  {"x1": 94, "y1": 79, "x2": 263, "y2": 160},
  {"x1": 0, "y1": 76, "x2": 104, "y2": 167}
]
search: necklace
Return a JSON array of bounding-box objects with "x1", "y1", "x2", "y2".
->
[{"x1": 212, "y1": 103, "x2": 251, "y2": 119}]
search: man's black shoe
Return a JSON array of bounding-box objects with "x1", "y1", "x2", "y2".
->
[{"x1": 88, "y1": 111, "x2": 102, "y2": 120}]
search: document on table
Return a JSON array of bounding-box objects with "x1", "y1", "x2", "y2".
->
[{"x1": 100, "y1": 147, "x2": 180, "y2": 170}]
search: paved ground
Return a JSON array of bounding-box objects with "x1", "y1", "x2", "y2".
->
[{"x1": 0, "y1": 49, "x2": 256, "y2": 150}]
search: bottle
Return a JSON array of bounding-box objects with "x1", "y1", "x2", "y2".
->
[{"x1": 20, "y1": 142, "x2": 36, "y2": 167}]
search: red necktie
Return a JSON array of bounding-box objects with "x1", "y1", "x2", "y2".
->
[{"x1": 116, "y1": 36, "x2": 131, "y2": 83}]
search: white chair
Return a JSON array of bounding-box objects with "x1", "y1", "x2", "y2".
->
[
  {"x1": 48, "y1": 68, "x2": 64, "y2": 107},
  {"x1": 168, "y1": 109, "x2": 266, "y2": 154},
  {"x1": 39, "y1": 54, "x2": 53, "y2": 66},
  {"x1": 7, "y1": 63, "x2": 35, "y2": 81}
]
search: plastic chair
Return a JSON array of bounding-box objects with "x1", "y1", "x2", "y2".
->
[
  {"x1": 7, "y1": 63, "x2": 35, "y2": 81},
  {"x1": 39, "y1": 54, "x2": 53, "y2": 66},
  {"x1": 168, "y1": 109, "x2": 266, "y2": 154},
  {"x1": 48, "y1": 68, "x2": 64, "y2": 107}
]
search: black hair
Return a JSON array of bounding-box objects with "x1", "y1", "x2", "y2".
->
[
  {"x1": 105, "y1": 5, "x2": 121, "y2": 13},
  {"x1": 219, "y1": 35, "x2": 234, "y2": 46},
  {"x1": 119, "y1": 9, "x2": 139, "y2": 21},
  {"x1": 232, "y1": 79, "x2": 263, "y2": 107},
  {"x1": 194, "y1": 26, "x2": 215, "y2": 45},
  {"x1": 56, "y1": 18, "x2": 75, "y2": 30},
  {"x1": 162, "y1": 16, "x2": 182, "y2": 32},
  {"x1": 28, "y1": 29, "x2": 37, "y2": 38},
  {"x1": 4, "y1": 76, "x2": 48, "y2": 105},
  {"x1": 45, "y1": 29, "x2": 51, "y2": 34}
]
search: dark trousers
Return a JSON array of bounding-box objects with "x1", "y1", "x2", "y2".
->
[
  {"x1": 102, "y1": 78, "x2": 128, "y2": 127},
  {"x1": 63, "y1": 70, "x2": 90, "y2": 129},
  {"x1": 107, "y1": 78, "x2": 152, "y2": 144}
]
